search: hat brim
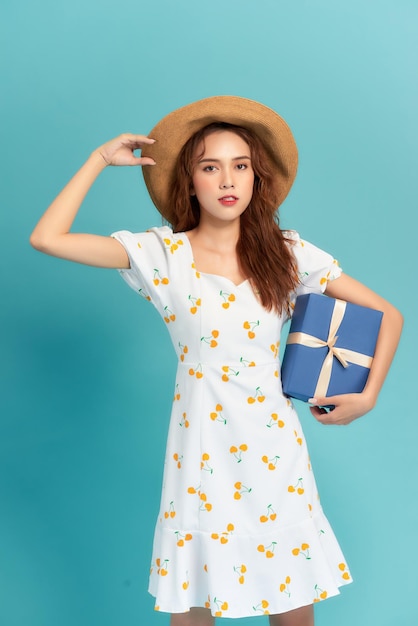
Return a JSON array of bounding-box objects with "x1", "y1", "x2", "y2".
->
[{"x1": 141, "y1": 95, "x2": 298, "y2": 224}]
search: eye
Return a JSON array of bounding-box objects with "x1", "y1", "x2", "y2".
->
[
  {"x1": 203, "y1": 165, "x2": 217, "y2": 172},
  {"x1": 236, "y1": 163, "x2": 247, "y2": 170}
]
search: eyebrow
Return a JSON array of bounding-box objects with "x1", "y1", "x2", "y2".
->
[{"x1": 198, "y1": 156, "x2": 251, "y2": 163}]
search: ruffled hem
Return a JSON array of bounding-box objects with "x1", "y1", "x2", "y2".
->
[{"x1": 148, "y1": 511, "x2": 352, "y2": 618}]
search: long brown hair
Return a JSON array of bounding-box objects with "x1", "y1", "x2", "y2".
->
[{"x1": 169, "y1": 123, "x2": 299, "y2": 314}]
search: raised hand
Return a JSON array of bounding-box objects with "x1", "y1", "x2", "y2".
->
[
  {"x1": 30, "y1": 132, "x2": 157, "y2": 267},
  {"x1": 97, "y1": 133, "x2": 156, "y2": 167}
]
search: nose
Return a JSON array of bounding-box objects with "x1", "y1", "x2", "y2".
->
[{"x1": 220, "y1": 173, "x2": 234, "y2": 189}]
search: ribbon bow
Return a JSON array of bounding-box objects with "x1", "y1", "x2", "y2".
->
[{"x1": 286, "y1": 299, "x2": 373, "y2": 398}]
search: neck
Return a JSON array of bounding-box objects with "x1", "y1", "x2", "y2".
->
[{"x1": 191, "y1": 217, "x2": 241, "y2": 251}]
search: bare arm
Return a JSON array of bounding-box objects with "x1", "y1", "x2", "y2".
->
[
  {"x1": 30, "y1": 134, "x2": 156, "y2": 268},
  {"x1": 308, "y1": 273, "x2": 403, "y2": 425}
]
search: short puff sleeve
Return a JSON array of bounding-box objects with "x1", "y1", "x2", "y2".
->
[
  {"x1": 111, "y1": 226, "x2": 176, "y2": 304},
  {"x1": 286, "y1": 231, "x2": 342, "y2": 298}
]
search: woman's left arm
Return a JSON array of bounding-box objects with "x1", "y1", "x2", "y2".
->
[{"x1": 309, "y1": 273, "x2": 403, "y2": 425}]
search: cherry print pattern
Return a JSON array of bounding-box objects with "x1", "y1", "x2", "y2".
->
[{"x1": 112, "y1": 226, "x2": 351, "y2": 617}]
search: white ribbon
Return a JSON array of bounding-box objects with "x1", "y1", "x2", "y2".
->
[{"x1": 286, "y1": 299, "x2": 373, "y2": 398}]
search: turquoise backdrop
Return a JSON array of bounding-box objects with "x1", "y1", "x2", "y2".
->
[{"x1": 1, "y1": 1, "x2": 417, "y2": 624}]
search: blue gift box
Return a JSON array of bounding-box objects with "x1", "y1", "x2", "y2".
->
[{"x1": 281, "y1": 293, "x2": 383, "y2": 402}]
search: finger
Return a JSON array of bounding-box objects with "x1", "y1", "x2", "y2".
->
[
  {"x1": 308, "y1": 396, "x2": 333, "y2": 407},
  {"x1": 312, "y1": 409, "x2": 341, "y2": 425},
  {"x1": 121, "y1": 134, "x2": 156, "y2": 147},
  {"x1": 309, "y1": 405, "x2": 328, "y2": 419},
  {"x1": 308, "y1": 397, "x2": 335, "y2": 413},
  {"x1": 127, "y1": 156, "x2": 156, "y2": 167}
]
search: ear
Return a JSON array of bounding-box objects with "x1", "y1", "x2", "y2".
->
[{"x1": 190, "y1": 187, "x2": 196, "y2": 196}]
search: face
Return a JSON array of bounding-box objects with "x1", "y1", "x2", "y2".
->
[{"x1": 191, "y1": 130, "x2": 254, "y2": 225}]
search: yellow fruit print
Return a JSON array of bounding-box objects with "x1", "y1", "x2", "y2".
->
[
  {"x1": 233, "y1": 481, "x2": 252, "y2": 500},
  {"x1": 153, "y1": 269, "x2": 169, "y2": 285},
  {"x1": 294, "y1": 429, "x2": 303, "y2": 445},
  {"x1": 175, "y1": 531, "x2": 193, "y2": 547},
  {"x1": 259, "y1": 503, "x2": 277, "y2": 523},
  {"x1": 213, "y1": 597, "x2": 229, "y2": 617},
  {"x1": 211, "y1": 523, "x2": 234, "y2": 544},
  {"x1": 270, "y1": 341, "x2": 280, "y2": 358},
  {"x1": 261, "y1": 454, "x2": 280, "y2": 470},
  {"x1": 188, "y1": 294, "x2": 202, "y2": 314},
  {"x1": 280, "y1": 576, "x2": 291, "y2": 597},
  {"x1": 205, "y1": 595, "x2": 211, "y2": 609},
  {"x1": 182, "y1": 574, "x2": 189, "y2": 590},
  {"x1": 320, "y1": 270, "x2": 331, "y2": 286},
  {"x1": 187, "y1": 484, "x2": 213, "y2": 512},
  {"x1": 155, "y1": 557, "x2": 169, "y2": 576},
  {"x1": 173, "y1": 384, "x2": 181, "y2": 402},
  {"x1": 247, "y1": 386, "x2": 265, "y2": 404},
  {"x1": 239, "y1": 357, "x2": 256, "y2": 367},
  {"x1": 338, "y1": 562, "x2": 351, "y2": 581},
  {"x1": 201, "y1": 330, "x2": 220, "y2": 348},
  {"x1": 173, "y1": 453, "x2": 183, "y2": 469},
  {"x1": 199, "y1": 492, "x2": 212, "y2": 511},
  {"x1": 163, "y1": 306, "x2": 176, "y2": 323},
  {"x1": 163, "y1": 501, "x2": 176, "y2": 519},
  {"x1": 220, "y1": 290, "x2": 236, "y2": 308},
  {"x1": 200, "y1": 453, "x2": 213, "y2": 474},
  {"x1": 313, "y1": 584, "x2": 328, "y2": 602},
  {"x1": 292, "y1": 542, "x2": 311, "y2": 560},
  {"x1": 178, "y1": 343, "x2": 188, "y2": 362},
  {"x1": 253, "y1": 599, "x2": 270, "y2": 615},
  {"x1": 221, "y1": 365, "x2": 240, "y2": 382},
  {"x1": 233, "y1": 564, "x2": 247, "y2": 584},
  {"x1": 163, "y1": 236, "x2": 184, "y2": 254},
  {"x1": 191, "y1": 262, "x2": 200, "y2": 278},
  {"x1": 229, "y1": 443, "x2": 248, "y2": 462},
  {"x1": 266, "y1": 413, "x2": 285, "y2": 429},
  {"x1": 179, "y1": 412, "x2": 189, "y2": 428},
  {"x1": 288, "y1": 478, "x2": 305, "y2": 495},
  {"x1": 189, "y1": 363, "x2": 204, "y2": 379},
  {"x1": 210, "y1": 403, "x2": 227, "y2": 425},
  {"x1": 257, "y1": 541, "x2": 277, "y2": 558},
  {"x1": 137, "y1": 287, "x2": 151, "y2": 302},
  {"x1": 243, "y1": 319, "x2": 259, "y2": 339}
]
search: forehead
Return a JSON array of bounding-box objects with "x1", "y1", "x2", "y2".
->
[{"x1": 195, "y1": 129, "x2": 251, "y2": 158}]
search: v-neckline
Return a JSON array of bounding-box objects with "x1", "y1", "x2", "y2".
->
[{"x1": 182, "y1": 232, "x2": 250, "y2": 288}]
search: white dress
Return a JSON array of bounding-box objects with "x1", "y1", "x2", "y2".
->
[{"x1": 112, "y1": 226, "x2": 352, "y2": 618}]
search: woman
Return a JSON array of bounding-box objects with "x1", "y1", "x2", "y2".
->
[{"x1": 30, "y1": 96, "x2": 403, "y2": 626}]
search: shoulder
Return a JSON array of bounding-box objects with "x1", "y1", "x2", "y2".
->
[
  {"x1": 111, "y1": 225, "x2": 185, "y2": 255},
  {"x1": 112, "y1": 224, "x2": 173, "y2": 243},
  {"x1": 283, "y1": 230, "x2": 338, "y2": 261},
  {"x1": 282, "y1": 230, "x2": 306, "y2": 248}
]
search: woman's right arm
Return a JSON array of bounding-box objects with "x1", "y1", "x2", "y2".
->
[{"x1": 29, "y1": 134, "x2": 156, "y2": 268}]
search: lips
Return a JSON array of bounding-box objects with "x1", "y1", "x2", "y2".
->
[{"x1": 219, "y1": 195, "x2": 239, "y2": 206}]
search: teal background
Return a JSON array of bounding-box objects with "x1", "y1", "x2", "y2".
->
[{"x1": 1, "y1": 1, "x2": 416, "y2": 624}]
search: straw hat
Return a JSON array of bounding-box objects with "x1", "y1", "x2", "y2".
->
[{"x1": 141, "y1": 95, "x2": 298, "y2": 223}]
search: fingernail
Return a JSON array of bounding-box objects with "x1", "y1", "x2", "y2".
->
[{"x1": 308, "y1": 398, "x2": 317, "y2": 404}]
